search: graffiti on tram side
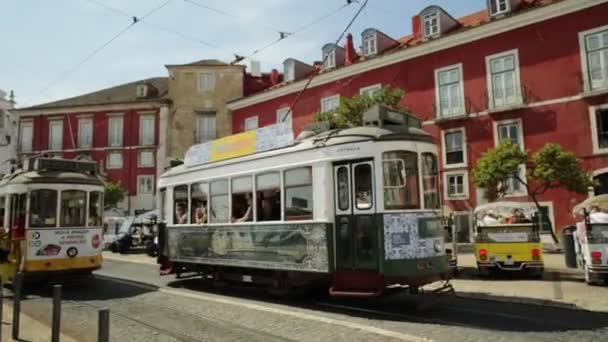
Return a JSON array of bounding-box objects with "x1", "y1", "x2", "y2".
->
[
  {"x1": 383, "y1": 213, "x2": 445, "y2": 260},
  {"x1": 167, "y1": 223, "x2": 331, "y2": 273},
  {"x1": 26, "y1": 228, "x2": 103, "y2": 260}
]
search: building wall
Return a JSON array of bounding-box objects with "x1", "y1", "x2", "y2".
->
[
  {"x1": 166, "y1": 65, "x2": 245, "y2": 159},
  {"x1": 0, "y1": 89, "x2": 16, "y2": 174},
  {"x1": 230, "y1": 2, "x2": 608, "y2": 234}
]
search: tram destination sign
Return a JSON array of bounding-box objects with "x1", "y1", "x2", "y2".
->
[{"x1": 184, "y1": 123, "x2": 295, "y2": 167}]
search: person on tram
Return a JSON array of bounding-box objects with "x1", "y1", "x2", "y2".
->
[
  {"x1": 589, "y1": 205, "x2": 608, "y2": 224},
  {"x1": 175, "y1": 202, "x2": 188, "y2": 224},
  {"x1": 233, "y1": 193, "x2": 253, "y2": 223},
  {"x1": 194, "y1": 202, "x2": 207, "y2": 224}
]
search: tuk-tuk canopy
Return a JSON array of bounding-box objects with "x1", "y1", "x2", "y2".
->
[
  {"x1": 474, "y1": 201, "x2": 538, "y2": 219},
  {"x1": 134, "y1": 209, "x2": 158, "y2": 225},
  {"x1": 104, "y1": 207, "x2": 127, "y2": 224},
  {"x1": 572, "y1": 194, "x2": 608, "y2": 215}
]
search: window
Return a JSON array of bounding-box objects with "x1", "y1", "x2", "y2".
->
[
  {"x1": 382, "y1": 151, "x2": 420, "y2": 210},
  {"x1": 336, "y1": 166, "x2": 350, "y2": 211},
  {"x1": 360, "y1": 84, "x2": 381, "y2": 98},
  {"x1": 78, "y1": 118, "x2": 93, "y2": 148},
  {"x1": 61, "y1": 190, "x2": 87, "y2": 227},
  {"x1": 445, "y1": 173, "x2": 468, "y2": 198},
  {"x1": 363, "y1": 33, "x2": 377, "y2": 56},
  {"x1": 174, "y1": 185, "x2": 189, "y2": 224},
  {"x1": 9, "y1": 194, "x2": 26, "y2": 233},
  {"x1": 244, "y1": 116, "x2": 258, "y2": 131},
  {"x1": 489, "y1": 0, "x2": 509, "y2": 16},
  {"x1": 47, "y1": 120, "x2": 63, "y2": 150},
  {"x1": 497, "y1": 121, "x2": 522, "y2": 147},
  {"x1": 139, "y1": 115, "x2": 155, "y2": 145},
  {"x1": 422, "y1": 153, "x2": 440, "y2": 209},
  {"x1": 197, "y1": 113, "x2": 216, "y2": 143},
  {"x1": 580, "y1": 27, "x2": 608, "y2": 91},
  {"x1": 89, "y1": 191, "x2": 103, "y2": 226},
  {"x1": 487, "y1": 50, "x2": 521, "y2": 108},
  {"x1": 284, "y1": 167, "x2": 313, "y2": 221},
  {"x1": 284, "y1": 61, "x2": 295, "y2": 82},
  {"x1": 591, "y1": 106, "x2": 608, "y2": 153},
  {"x1": 354, "y1": 164, "x2": 373, "y2": 210},
  {"x1": 19, "y1": 121, "x2": 33, "y2": 152},
  {"x1": 139, "y1": 151, "x2": 154, "y2": 167},
  {"x1": 276, "y1": 108, "x2": 292, "y2": 127},
  {"x1": 160, "y1": 188, "x2": 167, "y2": 223},
  {"x1": 198, "y1": 73, "x2": 216, "y2": 91},
  {"x1": 108, "y1": 116, "x2": 123, "y2": 147},
  {"x1": 107, "y1": 152, "x2": 123, "y2": 169},
  {"x1": 231, "y1": 176, "x2": 253, "y2": 223},
  {"x1": 435, "y1": 65, "x2": 465, "y2": 118},
  {"x1": 30, "y1": 190, "x2": 57, "y2": 227},
  {"x1": 191, "y1": 182, "x2": 208, "y2": 224},
  {"x1": 495, "y1": 119, "x2": 526, "y2": 195},
  {"x1": 323, "y1": 49, "x2": 336, "y2": 69},
  {"x1": 423, "y1": 12, "x2": 439, "y2": 37},
  {"x1": 256, "y1": 172, "x2": 281, "y2": 222},
  {"x1": 209, "y1": 180, "x2": 229, "y2": 223},
  {"x1": 443, "y1": 129, "x2": 466, "y2": 167},
  {"x1": 321, "y1": 95, "x2": 340, "y2": 113},
  {"x1": 138, "y1": 176, "x2": 154, "y2": 195},
  {"x1": 136, "y1": 85, "x2": 148, "y2": 98}
]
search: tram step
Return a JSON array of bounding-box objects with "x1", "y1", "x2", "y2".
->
[{"x1": 329, "y1": 287, "x2": 383, "y2": 297}]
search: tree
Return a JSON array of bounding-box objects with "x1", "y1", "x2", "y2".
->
[
  {"x1": 104, "y1": 181, "x2": 127, "y2": 208},
  {"x1": 312, "y1": 86, "x2": 407, "y2": 128},
  {"x1": 473, "y1": 141, "x2": 595, "y2": 240}
]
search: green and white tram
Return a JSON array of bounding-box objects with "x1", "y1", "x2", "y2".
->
[{"x1": 158, "y1": 106, "x2": 450, "y2": 296}]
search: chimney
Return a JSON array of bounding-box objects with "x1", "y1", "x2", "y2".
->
[
  {"x1": 412, "y1": 15, "x2": 422, "y2": 40},
  {"x1": 344, "y1": 33, "x2": 357, "y2": 65},
  {"x1": 270, "y1": 69, "x2": 281, "y2": 85}
]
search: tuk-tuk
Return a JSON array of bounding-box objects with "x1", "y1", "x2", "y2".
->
[
  {"x1": 473, "y1": 202, "x2": 544, "y2": 277},
  {"x1": 444, "y1": 214, "x2": 458, "y2": 274},
  {"x1": 564, "y1": 195, "x2": 608, "y2": 285},
  {"x1": 110, "y1": 210, "x2": 159, "y2": 256}
]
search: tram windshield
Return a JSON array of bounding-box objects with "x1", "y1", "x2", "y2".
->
[
  {"x1": 61, "y1": 190, "x2": 87, "y2": 227},
  {"x1": 30, "y1": 189, "x2": 58, "y2": 227},
  {"x1": 382, "y1": 151, "x2": 420, "y2": 210}
]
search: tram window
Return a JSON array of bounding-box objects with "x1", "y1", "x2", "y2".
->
[
  {"x1": 89, "y1": 191, "x2": 103, "y2": 226},
  {"x1": 61, "y1": 190, "x2": 87, "y2": 227},
  {"x1": 191, "y1": 183, "x2": 208, "y2": 224},
  {"x1": 337, "y1": 167, "x2": 349, "y2": 211},
  {"x1": 354, "y1": 164, "x2": 373, "y2": 210},
  {"x1": 231, "y1": 176, "x2": 253, "y2": 223},
  {"x1": 173, "y1": 185, "x2": 189, "y2": 224},
  {"x1": 0, "y1": 196, "x2": 5, "y2": 230},
  {"x1": 9, "y1": 194, "x2": 27, "y2": 234},
  {"x1": 30, "y1": 190, "x2": 58, "y2": 228},
  {"x1": 159, "y1": 188, "x2": 166, "y2": 223},
  {"x1": 210, "y1": 180, "x2": 229, "y2": 223},
  {"x1": 256, "y1": 173, "x2": 281, "y2": 222},
  {"x1": 284, "y1": 167, "x2": 313, "y2": 221},
  {"x1": 382, "y1": 151, "x2": 420, "y2": 210},
  {"x1": 422, "y1": 153, "x2": 441, "y2": 209}
]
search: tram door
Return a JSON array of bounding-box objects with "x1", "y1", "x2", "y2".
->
[{"x1": 333, "y1": 160, "x2": 378, "y2": 271}]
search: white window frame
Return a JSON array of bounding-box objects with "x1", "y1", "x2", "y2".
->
[
  {"x1": 493, "y1": 118, "x2": 528, "y2": 197},
  {"x1": 78, "y1": 117, "x2": 93, "y2": 149},
  {"x1": 19, "y1": 120, "x2": 33, "y2": 152},
  {"x1": 136, "y1": 85, "x2": 148, "y2": 98},
  {"x1": 106, "y1": 152, "x2": 123, "y2": 169},
  {"x1": 423, "y1": 11, "x2": 440, "y2": 38},
  {"x1": 359, "y1": 84, "x2": 382, "y2": 98},
  {"x1": 443, "y1": 171, "x2": 469, "y2": 200},
  {"x1": 538, "y1": 201, "x2": 556, "y2": 233},
  {"x1": 244, "y1": 116, "x2": 259, "y2": 131},
  {"x1": 139, "y1": 114, "x2": 155, "y2": 146},
  {"x1": 198, "y1": 72, "x2": 216, "y2": 92},
  {"x1": 48, "y1": 119, "x2": 63, "y2": 151},
  {"x1": 284, "y1": 62, "x2": 295, "y2": 83},
  {"x1": 589, "y1": 103, "x2": 608, "y2": 155},
  {"x1": 362, "y1": 33, "x2": 377, "y2": 57},
  {"x1": 196, "y1": 113, "x2": 216, "y2": 143},
  {"x1": 488, "y1": 0, "x2": 510, "y2": 17},
  {"x1": 485, "y1": 49, "x2": 523, "y2": 109},
  {"x1": 441, "y1": 127, "x2": 467, "y2": 169},
  {"x1": 138, "y1": 150, "x2": 155, "y2": 167},
  {"x1": 434, "y1": 63, "x2": 466, "y2": 119},
  {"x1": 137, "y1": 175, "x2": 154, "y2": 195},
  {"x1": 320, "y1": 95, "x2": 340, "y2": 113},
  {"x1": 107, "y1": 114, "x2": 123, "y2": 147},
  {"x1": 276, "y1": 108, "x2": 292, "y2": 126},
  {"x1": 323, "y1": 49, "x2": 336, "y2": 70},
  {"x1": 579, "y1": 25, "x2": 608, "y2": 93}
]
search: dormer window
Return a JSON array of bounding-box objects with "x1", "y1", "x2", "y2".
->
[
  {"x1": 284, "y1": 60, "x2": 295, "y2": 82},
  {"x1": 423, "y1": 12, "x2": 439, "y2": 37},
  {"x1": 323, "y1": 49, "x2": 336, "y2": 70},
  {"x1": 136, "y1": 85, "x2": 148, "y2": 98},
  {"x1": 362, "y1": 32, "x2": 377, "y2": 57},
  {"x1": 489, "y1": 0, "x2": 510, "y2": 16}
]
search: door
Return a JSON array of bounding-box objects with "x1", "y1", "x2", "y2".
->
[{"x1": 333, "y1": 160, "x2": 378, "y2": 271}]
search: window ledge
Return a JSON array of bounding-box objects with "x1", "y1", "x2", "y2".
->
[
  {"x1": 581, "y1": 87, "x2": 608, "y2": 99},
  {"x1": 591, "y1": 149, "x2": 608, "y2": 156},
  {"x1": 435, "y1": 113, "x2": 468, "y2": 124},
  {"x1": 502, "y1": 192, "x2": 528, "y2": 198},
  {"x1": 74, "y1": 147, "x2": 93, "y2": 152},
  {"x1": 487, "y1": 102, "x2": 526, "y2": 114},
  {"x1": 443, "y1": 164, "x2": 468, "y2": 170},
  {"x1": 446, "y1": 195, "x2": 469, "y2": 200}
]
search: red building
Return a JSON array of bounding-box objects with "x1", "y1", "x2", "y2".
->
[
  {"x1": 228, "y1": 0, "x2": 608, "y2": 239},
  {"x1": 14, "y1": 78, "x2": 170, "y2": 214}
]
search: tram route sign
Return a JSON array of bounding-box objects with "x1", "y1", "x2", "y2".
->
[
  {"x1": 26, "y1": 228, "x2": 103, "y2": 260},
  {"x1": 184, "y1": 123, "x2": 295, "y2": 167}
]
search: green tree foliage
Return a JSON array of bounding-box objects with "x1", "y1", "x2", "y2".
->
[
  {"x1": 104, "y1": 181, "x2": 126, "y2": 208},
  {"x1": 312, "y1": 86, "x2": 407, "y2": 128}
]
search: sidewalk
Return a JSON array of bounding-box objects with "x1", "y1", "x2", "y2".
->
[{"x1": 2, "y1": 304, "x2": 78, "y2": 342}]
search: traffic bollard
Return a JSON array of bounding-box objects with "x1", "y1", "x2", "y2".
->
[
  {"x1": 12, "y1": 272, "x2": 23, "y2": 341},
  {"x1": 52, "y1": 284, "x2": 62, "y2": 342},
  {"x1": 98, "y1": 309, "x2": 110, "y2": 342}
]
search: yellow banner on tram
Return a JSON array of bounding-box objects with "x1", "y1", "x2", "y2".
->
[{"x1": 210, "y1": 131, "x2": 256, "y2": 162}]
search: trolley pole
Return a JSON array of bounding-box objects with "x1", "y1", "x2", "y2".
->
[
  {"x1": 51, "y1": 284, "x2": 62, "y2": 342},
  {"x1": 98, "y1": 309, "x2": 110, "y2": 342},
  {"x1": 12, "y1": 272, "x2": 23, "y2": 341}
]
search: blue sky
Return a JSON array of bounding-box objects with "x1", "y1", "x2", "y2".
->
[{"x1": 1, "y1": 0, "x2": 486, "y2": 107}]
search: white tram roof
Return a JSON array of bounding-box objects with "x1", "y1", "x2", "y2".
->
[{"x1": 0, "y1": 158, "x2": 104, "y2": 188}]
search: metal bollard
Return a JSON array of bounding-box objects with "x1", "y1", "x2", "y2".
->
[
  {"x1": 12, "y1": 272, "x2": 23, "y2": 340},
  {"x1": 98, "y1": 309, "x2": 110, "y2": 342},
  {"x1": 52, "y1": 284, "x2": 62, "y2": 342}
]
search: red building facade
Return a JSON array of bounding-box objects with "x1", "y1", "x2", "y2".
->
[{"x1": 228, "y1": 0, "x2": 608, "y2": 238}]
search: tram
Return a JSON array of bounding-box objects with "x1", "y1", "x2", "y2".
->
[
  {"x1": 158, "y1": 105, "x2": 451, "y2": 296},
  {"x1": 0, "y1": 157, "x2": 105, "y2": 283}
]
